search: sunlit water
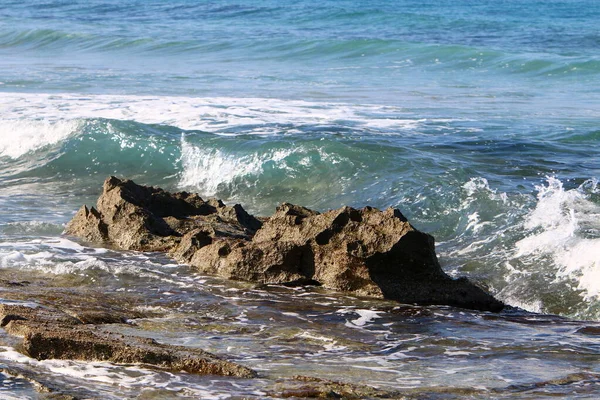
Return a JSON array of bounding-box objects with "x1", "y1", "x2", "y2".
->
[{"x1": 1, "y1": 0, "x2": 599, "y2": 398}]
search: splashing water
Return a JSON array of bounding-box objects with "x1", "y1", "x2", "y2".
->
[
  {"x1": 515, "y1": 177, "x2": 600, "y2": 303},
  {"x1": 0, "y1": 119, "x2": 80, "y2": 159}
]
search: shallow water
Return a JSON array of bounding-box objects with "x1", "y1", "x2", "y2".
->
[
  {"x1": 1, "y1": 238, "x2": 599, "y2": 398},
  {"x1": 1, "y1": 0, "x2": 600, "y2": 398}
]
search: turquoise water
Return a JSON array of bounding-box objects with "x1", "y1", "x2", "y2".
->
[{"x1": 1, "y1": 1, "x2": 600, "y2": 398}]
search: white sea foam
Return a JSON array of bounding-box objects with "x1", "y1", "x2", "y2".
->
[
  {"x1": 179, "y1": 135, "x2": 268, "y2": 195},
  {"x1": 296, "y1": 331, "x2": 347, "y2": 352},
  {"x1": 444, "y1": 350, "x2": 472, "y2": 356},
  {"x1": 0, "y1": 346, "x2": 173, "y2": 391},
  {"x1": 0, "y1": 393, "x2": 26, "y2": 400},
  {"x1": 179, "y1": 136, "x2": 346, "y2": 196},
  {"x1": 500, "y1": 294, "x2": 544, "y2": 314},
  {"x1": 515, "y1": 177, "x2": 600, "y2": 301},
  {"x1": 0, "y1": 344, "x2": 253, "y2": 398},
  {"x1": 337, "y1": 308, "x2": 384, "y2": 328},
  {"x1": 178, "y1": 133, "x2": 352, "y2": 196},
  {"x1": 0, "y1": 92, "x2": 424, "y2": 137},
  {"x1": 462, "y1": 177, "x2": 508, "y2": 204},
  {"x1": 442, "y1": 177, "x2": 513, "y2": 257},
  {"x1": 0, "y1": 119, "x2": 80, "y2": 158},
  {"x1": 0, "y1": 238, "x2": 188, "y2": 285},
  {"x1": 0, "y1": 299, "x2": 40, "y2": 308}
]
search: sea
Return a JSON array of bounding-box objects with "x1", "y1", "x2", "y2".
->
[{"x1": 0, "y1": 0, "x2": 599, "y2": 398}]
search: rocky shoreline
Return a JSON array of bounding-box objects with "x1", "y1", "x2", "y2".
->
[
  {"x1": 0, "y1": 276, "x2": 406, "y2": 399},
  {"x1": 1, "y1": 271, "x2": 598, "y2": 399},
  {"x1": 65, "y1": 176, "x2": 503, "y2": 312},
  {"x1": 0, "y1": 176, "x2": 508, "y2": 398}
]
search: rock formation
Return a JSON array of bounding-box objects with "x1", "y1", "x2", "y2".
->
[
  {"x1": 64, "y1": 176, "x2": 504, "y2": 312},
  {"x1": 0, "y1": 302, "x2": 256, "y2": 378}
]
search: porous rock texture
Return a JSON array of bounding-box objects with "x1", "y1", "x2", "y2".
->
[
  {"x1": 64, "y1": 177, "x2": 503, "y2": 312},
  {"x1": 64, "y1": 176, "x2": 261, "y2": 252},
  {"x1": 0, "y1": 303, "x2": 256, "y2": 378}
]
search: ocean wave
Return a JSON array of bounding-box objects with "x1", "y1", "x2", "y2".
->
[
  {"x1": 177, "y1": 133, "x2": 360, "y2": 213},
  {"x1": 3, "y1": 25, "x2": 599, "y2": 79},
  {"x1": 0, "y1": 93, "x2": 421, "y2": 213},
  {"x1": 0, "y1": 28, "x2": 156, "y2": 53},
  {"x1": 0, "y1": 118, "x2": 181, "y2": 185},
  {"x1": 432, "y1": 176, "x2": 600, "y2": 320},
  {"x1": 0, "y1": 92, "x2": 431, "y2": 211},
  {"x1": 179, "y1": 136, "x2": 287, "y2": 196},
  {"x1": 0, "y1": 221, "x2": 64, "y2": 236},
  {"x1": 514, "y1": 177, "x2": 600, "y2": 301},
  {"x1": 0, "y1": 92, "x2": 421, "y2": 133},
  {"x1": 0, "y1": 119, "x2": 80, "y2": 159},
  {"x1": 476, "y1": 177, "x2": 600, "y2": 320},
  {"x1": 1, "y1": 93, "x2": 598, "y2": 320}
]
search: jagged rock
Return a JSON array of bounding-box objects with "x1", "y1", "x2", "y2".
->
[
  {"x1": 189, "y1": 203, "x2": 503, "y2": 311},
  {"x1": 64, "y1": 177, "x2": 503, "y2": 312},
  {"x1": 20, "y1": 325, "x2": 255, "y2": 377},
  {"x1": 64, "y1": 176, "x2": 261, "y2": 251},
  {"x1": 0, "y1": 302, "x2": 256, "y2": 378}
]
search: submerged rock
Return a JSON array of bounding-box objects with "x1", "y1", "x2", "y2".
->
[
  {"x1": 0, "y1": 302, "x2": 256, "y2": 378},
  {"x1": 269, "y1": 375, "x2": 404, "y2": 399},
  {"x1": 267, "y1": 375, "x2": 495, "y2": 399},
  {"x1": 1, "y1": 363, "x2": 96, "y2": 400},
  {"x1": 64, "y1": 177, "x2": 503, "y2": 312}
]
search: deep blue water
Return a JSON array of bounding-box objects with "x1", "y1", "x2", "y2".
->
[{"x1": 0, "y1": 1, "x2": 600, "y2": 397}]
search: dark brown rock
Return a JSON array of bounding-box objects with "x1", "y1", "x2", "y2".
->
[
  {"x1": 576, "y1": 326, "x2": 600, "y2": 335},
  {"x1": 267, "y1": 375, "x2": 498, "y2": 399},
  {"x1": 0, "y1": 304, "x2": 81, "y2": 329},
  {"x1": 64, "y1": 177, "x2": 503, "y2": 312},
  {"x1": 64, "y1": 176, "x2": 261, "y2": 251},
  {"x1": 0, "y1": 301, "x2": 256, "y2": 378},
  {"x1": 191, "y1": 203, "x2": 504, "y2": 311},
  {"x1": 19, "y1": 324, "x2": 255, "y2": 377}
]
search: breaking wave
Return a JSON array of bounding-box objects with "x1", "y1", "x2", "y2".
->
[
  {"x1": 1, "y1": 93, "x2": 598, "y2": 320},
  {"x1": 509, "y1": 178, "x2": 600, "y2": 314}
]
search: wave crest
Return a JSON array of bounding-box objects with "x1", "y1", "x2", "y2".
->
[
  {"x1": 515, "y1": 177, "x2": 600, "y2": 302},
  {"x1": 0, "y1": 119, "x2": 80, "y2": 159}
]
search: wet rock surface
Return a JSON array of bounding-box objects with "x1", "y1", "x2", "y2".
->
[
  {"x1": 1, "y1": 364, "x2": 93, "y2": 400},
  {"x1": 0, "y1": 282, "x2": 256, "y2": 379},
  {"x1": 64, "y1": 176, "x2": 261, "y2": 252},
  {"x1": 64, "y1": 176, "x2": 503, "y2": 312},
  {"x1": 268, "y1": 375, "x2": 405, "y2": 399},
  {"x1": 0, "y1": 270, "x2": 597, "y2": 399}
]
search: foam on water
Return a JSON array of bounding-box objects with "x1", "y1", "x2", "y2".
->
[
  {"x1": 0, "y1": 119, "x2": 80, "y2": 159},
  {"x1": 0, "y1": 92, "x2": 425, "y2": 136},
  {"x1": 0, "y1": 299, "x2": 40, "y2": 308},
  {"x1": 437, "y1": 177, "x2": 517, "y2": 258},
  {"x1": 178, "y1": 134, "x2": 349, "y2": 197},
  {"x1": 0, "y1": 237, "x2": 190, "y2": 286},
  {"x1": 295, "y1": 331, "x2": 348, "y2": 352},
  {"x1": 515, "y1": 177, "x2": 600, "y2": 302},
  {"x1": 0, "y1": 346, "x2": 218, "y2": 398},
  {"x1": 179, "y1": 135, "x2": 278, "y2": 195},
  {"x1": 434, "y1": 175, "x2": 600, "y2": 318},
  {"x1": 338, "y1": 308, "x2": 384, "y2": 329}
]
